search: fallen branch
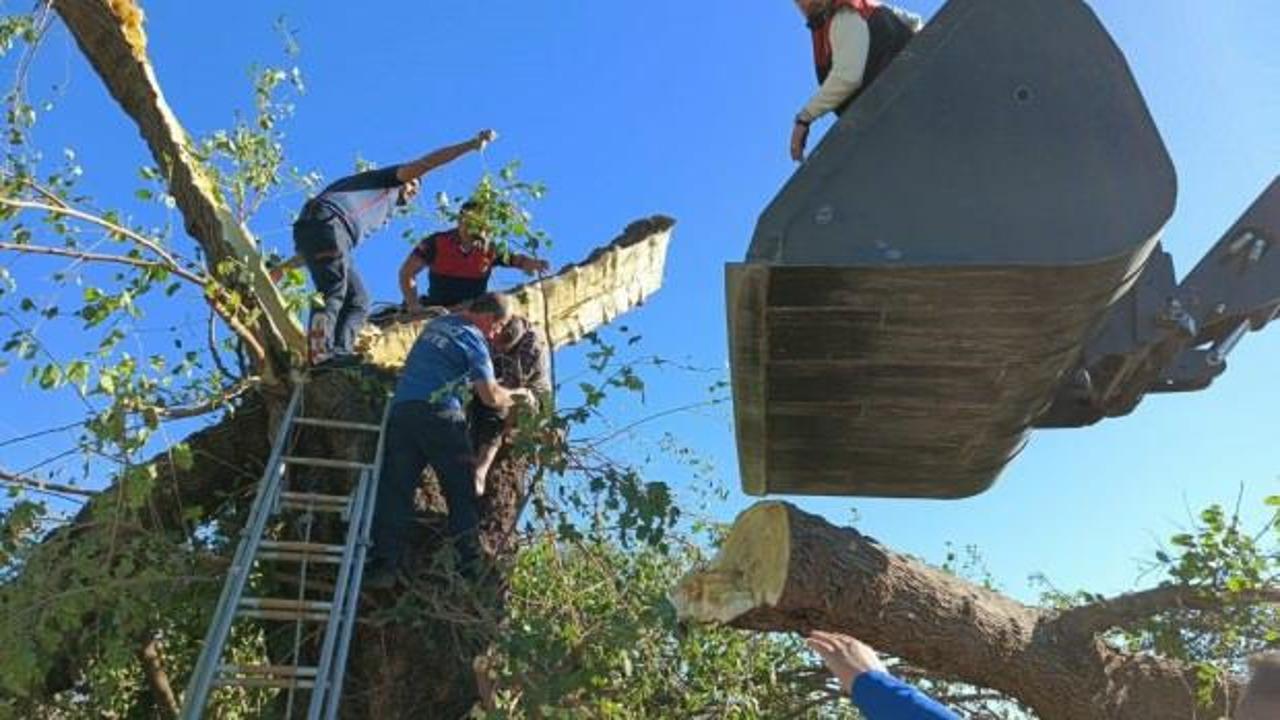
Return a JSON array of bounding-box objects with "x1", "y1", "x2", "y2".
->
[{"x1": 671, "y1": 501, "x2": 1239, "y2": 720}]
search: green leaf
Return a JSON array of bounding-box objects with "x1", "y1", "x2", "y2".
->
[
  {"x1": 37, "y1": 363, "x2": 63, "y2": 389},
  {"x1": 172, "y1": 443, "x2": 194, "y2": 472},
  {"x1": 65, "y1": 360, "x2": 90, "y2": 388}
]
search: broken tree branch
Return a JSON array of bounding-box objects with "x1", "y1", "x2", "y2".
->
[
  {"x1": 51, "y1": 0, "x2": 307, "y2": 372},
  {"x1": 671, "y1": 501, "x2": 1240, "y2": 720}
]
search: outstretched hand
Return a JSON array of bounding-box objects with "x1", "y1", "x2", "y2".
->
[
  {"x1": 805, "y1": 631, "x2": 887, "y2": 695},
  {"x1": 523, "y1": 257, "x2": 551, "y2": 275},
  {"x1": 475, "y1": 129, "x2": 498, "y2": 151}
]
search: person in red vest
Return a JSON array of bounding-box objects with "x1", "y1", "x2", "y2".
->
[
  {"x1": 397, "y1": 199, "x2": 550, "y2": 313},
  {"x1": 791, "y1": 0, "x2": 922, "y2": 161}
]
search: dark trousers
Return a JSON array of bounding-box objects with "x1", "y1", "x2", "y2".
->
[
  {"x1": 370, "y1": 402, "x2": 480, "y2": 571},
  {"x1": 294, "y1": 218, "x2": 369, "y2": 360}
]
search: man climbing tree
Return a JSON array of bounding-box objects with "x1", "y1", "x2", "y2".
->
[
  {"x1": 286, "y1": 130, "x2": 498, "y2": 366},
  {"x1": 791, "y1": 0, "x2": 921, "y2": 160},
  {"x1": 365, "y1": 294, "x2": 533, "y2": 588}
]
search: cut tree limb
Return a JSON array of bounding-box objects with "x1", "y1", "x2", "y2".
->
[
  {"x1": 50, "y1": 0, "x2": 305, "y2": 371},
  {"x1": 671, "y1": 501, "x2": 1240, "y2": 720},
  {"x1": 361, "y1": 216, "x2": 674, "y2": 366}
]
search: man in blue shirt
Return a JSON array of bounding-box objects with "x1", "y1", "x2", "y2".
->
[
  {"x1": 807, "y1": 631, "x2": 959, "y2": 719},
  {"x1": 366, "y1": 293, "x2": 532, "y2": 587},
  {"x1": 285, "y1": 129, "x2": 497, "y2": 366}
]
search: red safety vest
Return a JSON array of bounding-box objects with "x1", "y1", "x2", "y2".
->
[
  {"x1": 424, "y1": 230, "x2": 497, "y2": 279},
  {"x1": 810, "y1": 0, "x2": 880, "y2": 83}
]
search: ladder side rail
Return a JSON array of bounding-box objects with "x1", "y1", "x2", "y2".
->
[
  {"x1": 180, "y1": 383, "x2": 305, "y2": 718},
  {"x1": 305, "y1": 467, "x2": 370, "y2": 719},
  {"x1": 323, "y1": 398, "x2": 395, "y2": 720}
]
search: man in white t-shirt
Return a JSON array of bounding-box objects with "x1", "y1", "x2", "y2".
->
[{"x1": 790, "y1": 0, "x2": 922, "y2": 161}]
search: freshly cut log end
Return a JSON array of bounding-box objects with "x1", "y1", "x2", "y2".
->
[
  {"x1": 669, "y1": 502, "x2": 790, "y2": 624},
  {"x1": 105, "y1": 0, "x2": 148, "y2": 57}
]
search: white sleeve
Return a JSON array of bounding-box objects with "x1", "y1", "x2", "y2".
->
[{"x1": 798, "y1": 10, "x2": 871, "y2": 123}]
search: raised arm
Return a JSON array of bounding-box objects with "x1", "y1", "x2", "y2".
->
[{"x1": 395, "y1": 129, "x2": 498, "y2": 183}]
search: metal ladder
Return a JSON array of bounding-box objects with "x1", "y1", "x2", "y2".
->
[{"x1": 180, "y1": 376, "x2": 392, "y2": 719}]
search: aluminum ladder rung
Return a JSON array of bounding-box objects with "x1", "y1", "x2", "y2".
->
[
  {"x1": 182, "y1": 379, "x2": 394, "y2": 720},
  {"x1": 214, "y1": 676, "x2": 316, "y2": 690},
  {"x1": 240, "y1": 597, "x2": 334, "y2": 612},
  {"x1": 216, "y1": 664, "x2": 318, "y2": 689},
  {"x1": 293, "y1": 417, "x2": 383, "y2": 433},
  {"x1": 237, "y1": 608, "x2": 331, "y2": 622},
  {"x1": 278, "y1": 491, "x2": 352, "y2": 513},
  {"x1": 282, "y1": 455, "x2": 377, "y2": 472},
  {"x1": 239, "y1": 597, "x2": 334, "y2": 623},
  {"x1": 257, "y1": 540, "x2": 346, "y2": 565}
]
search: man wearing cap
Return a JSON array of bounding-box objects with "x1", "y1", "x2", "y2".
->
[
  {"x1": 285, "y1": 129, "x2": 497, "y2": 366},
  {"x1": 790, "y1": 0, "x2": 922, "y2": 161},
  {"x1": 398, "y1": 199, "x2": 550, "y2": 314}
]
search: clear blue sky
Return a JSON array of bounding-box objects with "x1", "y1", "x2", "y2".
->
[{"x1": 1, "y1": 1, "x2": 1277, "y2": 603}]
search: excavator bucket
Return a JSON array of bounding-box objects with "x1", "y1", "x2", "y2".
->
[{"x1": 728, "y1": 0, "x2": 1176, "y2": 498}]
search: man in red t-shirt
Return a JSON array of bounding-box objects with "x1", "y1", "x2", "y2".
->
[{"x1": 398, "y1": 200, "x2": 550, "y2": 313}]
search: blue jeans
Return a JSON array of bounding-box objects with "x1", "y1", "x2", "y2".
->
[
  {"x1": 370, "y1": 402, "x2": 480, "y2": 572},
  {"x1": 294, "y1": 218, "x2": 369, "y2": 359}
]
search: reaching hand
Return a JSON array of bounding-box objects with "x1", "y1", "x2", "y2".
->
[
  {"x1": 475, "y1": 129, "x2": 498, "y2": 151},
  {"x1": 268, "y1": 266, "x2": 285, "y2": 284},
  {"x1": 805, "y1": 631, "x2": 887, "y2": 695},
  {"x1": 790, "y1": 121, "x2": 811, "y2": 162},
  {"x1": 524, "y1": 257, "x2": 551, "y2": 275}
]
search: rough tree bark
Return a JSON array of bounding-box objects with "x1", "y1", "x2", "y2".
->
[
  {"x1": 24, "y1": 2, "x2": 677, "y2": 715},
  {"x1": 671, "y1": 502, "x2": 1245, "y2": 720}
]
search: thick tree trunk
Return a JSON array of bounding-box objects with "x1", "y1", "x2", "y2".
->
[
  {"x1": 671, "y1": 502, "x2": 1238, "y2": 720},
  {"x1": 38, "y1": 6, "x2": 676, "y2": 714},
  {"x1": 7, "y1": 223, "x2": 672, "y2": 711}
]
